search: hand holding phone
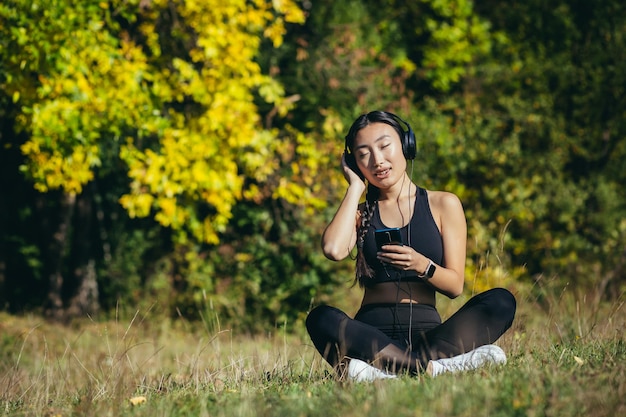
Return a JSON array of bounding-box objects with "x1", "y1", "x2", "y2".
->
[{"x1": 375, "y1": 228, "x2": 404, "y2": 251}]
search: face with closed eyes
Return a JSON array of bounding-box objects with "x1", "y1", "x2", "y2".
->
[{"x1": 352, "y1": 122, "x2": 407, "y2": 188}]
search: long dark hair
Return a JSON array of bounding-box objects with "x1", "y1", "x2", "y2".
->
[{"x1": 345, "y1": 111, "x2": 407, "y2": 286}]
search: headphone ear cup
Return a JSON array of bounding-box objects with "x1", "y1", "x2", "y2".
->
[
  {"x1": 403, "y1": 128, "x2": 416, "y2": 160},
  {"x1": 388, "y1": 112, "x2": 416, "y2": 160}
]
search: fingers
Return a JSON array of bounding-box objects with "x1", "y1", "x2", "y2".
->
[
  {"x1": 377, "y1": 246, "x2": 420, "y2": 271},
  {"x1": 377, "y1": 253, "x2": 410, "y2": 270}
]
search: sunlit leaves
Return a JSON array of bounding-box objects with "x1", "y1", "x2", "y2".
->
[
  {"x1": 3, "y1": 0, "x2": 306, "y2": 244},
  {"x1": 117, "y1": 0, "x2": 305, "y2": 243},
  {"x1": 418, "y1": 0, "x2": 492, "y2": 91},
  {"x1": 9, "y1": 3, "x2": 161, "y2": 193}
]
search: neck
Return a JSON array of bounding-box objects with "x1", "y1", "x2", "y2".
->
[{"x1": 378, "y1": 173, "x2": 415, "y2": 202}]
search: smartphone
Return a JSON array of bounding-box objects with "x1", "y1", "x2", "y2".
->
[{"x1": 375, "y1": 228, "x2": 404, "y2": 251}]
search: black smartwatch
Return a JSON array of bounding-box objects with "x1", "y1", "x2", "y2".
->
[{"x1": 418, "y1": 260, "x2": 436, "y2": 279}]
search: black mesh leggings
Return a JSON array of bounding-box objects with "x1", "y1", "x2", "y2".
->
[{"x1": 305, "y1": 288, "x2": 516, "y2": 374}]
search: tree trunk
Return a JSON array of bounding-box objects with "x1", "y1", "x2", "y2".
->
[
  {"x1": 45, "y1": 192, "x2": 75, "y2": 320},
  {"x1": 68, "y1": 258, "x2": 99, "y2": 317},
  {"x1": 67, "y1": 184, "x2": 100, "y2": 317}
]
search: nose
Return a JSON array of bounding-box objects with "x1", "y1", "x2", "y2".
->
[{"x1": 371, "y1": 148, "x2": 385, "y2": 167}]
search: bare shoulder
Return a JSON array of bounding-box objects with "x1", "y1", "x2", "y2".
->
[
  {"x1": 425, "y1": 189, "x2": 465, "y2": 230},
  {"x1": 427, "y1": 190, "x2": 463, "y2": 212}
]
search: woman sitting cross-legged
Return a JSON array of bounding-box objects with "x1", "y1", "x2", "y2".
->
[{"x1": 306, "y1": 111, "x2": 516, "y2": 381}]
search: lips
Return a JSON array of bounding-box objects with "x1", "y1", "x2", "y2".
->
[{"x1": 374, "y1": 168, "x2": 391, "y2": 179}]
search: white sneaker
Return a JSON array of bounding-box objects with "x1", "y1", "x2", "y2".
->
[
  {"x1": 347, "y1": 358, "x2": 397, "y2": 382},
  {"x1": 427, "y1": 344, "x2": 507, "y2": 377}
]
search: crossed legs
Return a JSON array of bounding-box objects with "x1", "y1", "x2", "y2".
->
[{"x1": 305, "y1": 288, "x2": 516, "y2": 376}]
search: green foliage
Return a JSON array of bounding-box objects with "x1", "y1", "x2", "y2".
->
[
  {"x1": 1, "y1": 0, "x2": 625, "y2": 325},
  {"x1": 97, "y1": 226, "x2": 164, "y2": 313},
  {"x1": 416, "y1": 0, "x2": 493, "y2": 91},
  {"x1": 201, "y1": 201, "x2": 344, "y2": 331},
  {"x1": 264, "y1": 0, "x2": 419, "y2": 125},
  {"x1": 467, "y1": 0, "x2": 626, "y2": 289}
]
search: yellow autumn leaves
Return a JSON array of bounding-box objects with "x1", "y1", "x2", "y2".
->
[
  {"x1": 129, "y1": 396, "x2": 147, "y2": 406},
  {"x1": 10, "y1": 0, "x2": 314, "y2": 245}
]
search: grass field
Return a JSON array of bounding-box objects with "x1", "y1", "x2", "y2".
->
[{"x1": 1, "y1": 286, "x2": 624, "y2": 417}]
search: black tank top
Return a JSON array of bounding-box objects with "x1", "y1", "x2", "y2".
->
[{"x1": 361, "y1": 186, "x2": 443, "y2": 287}]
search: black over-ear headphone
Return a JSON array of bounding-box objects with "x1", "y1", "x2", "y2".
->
[{"x1": 344, "y1": 111, "x2": 416, "y2": 179}]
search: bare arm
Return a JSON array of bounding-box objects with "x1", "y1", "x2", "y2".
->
[
  {"x1": 321, "y1": 155, "x2": 366, "y2": 260},
  {"x1": 427, "y1": 191, "x2": 467, "y2": 298}
]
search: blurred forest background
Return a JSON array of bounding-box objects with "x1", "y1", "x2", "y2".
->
[{"x1": 0, "y1": 0, "x2": 624, "y2": 331}]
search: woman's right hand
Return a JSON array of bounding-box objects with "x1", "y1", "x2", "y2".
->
[{"x1": 341, "y1": 153, "x2": 366, "y2": 187}]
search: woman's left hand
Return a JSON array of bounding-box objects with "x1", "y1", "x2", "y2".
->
[{"x1": 377, "y1": 244, "x2": 425, "y2": 272}]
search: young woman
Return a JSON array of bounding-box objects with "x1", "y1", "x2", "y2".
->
[{"x1": 306, "y1": 111, "x2": 516, "y2": 380}]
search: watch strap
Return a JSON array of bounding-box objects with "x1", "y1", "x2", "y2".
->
[{"x1": 418, "y1": 260, "x2": 436, "y2": 279}]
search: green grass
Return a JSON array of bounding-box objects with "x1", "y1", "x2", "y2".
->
[{"x1": 1, "y1": 288, "x2": 624, "y2": 417}]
